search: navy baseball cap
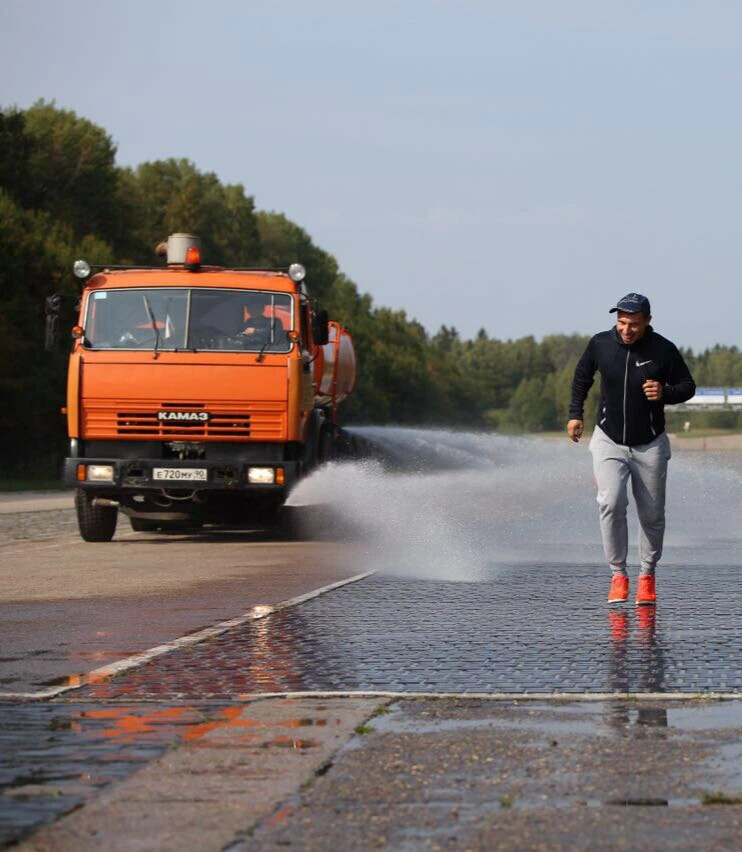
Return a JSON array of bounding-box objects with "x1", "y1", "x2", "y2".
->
[{"x1": 609, "y1": 293, "x2": 651, "y2": 314}]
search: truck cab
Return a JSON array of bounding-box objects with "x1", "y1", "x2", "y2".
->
[{"x1": 58, "y1": 234, "x2": 355, "y2": 541}]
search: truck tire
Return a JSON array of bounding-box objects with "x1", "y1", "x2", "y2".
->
[
  {"x1": 75, "y1": 489, "x2": 118, "y2": 542},
  {"x1": 301, "y1": 410, "x2": 324, "y2": 473},
  {"x1": 318, "y1": 423, "x2": 336, "y2": 464},
  {"x1": 279, "y1": 506, "x2": 302, "y2": 540}
]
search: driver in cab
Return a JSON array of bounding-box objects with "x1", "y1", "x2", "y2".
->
[{"x1": 240, "y1": 296, "x2": 273, "y2": 343}]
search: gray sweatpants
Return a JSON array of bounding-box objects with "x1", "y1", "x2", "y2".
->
[{"x1": 588, "y1": 426, "x2": 671, "y2": 572}]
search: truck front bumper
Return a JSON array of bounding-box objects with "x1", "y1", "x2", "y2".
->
[{"x1": 64, "y1": 457, "x2": 300, "y2": 495}]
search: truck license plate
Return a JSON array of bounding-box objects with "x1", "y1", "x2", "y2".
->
[{"x1": 152, "y1": 468, "x2": 208, "y2": 482}]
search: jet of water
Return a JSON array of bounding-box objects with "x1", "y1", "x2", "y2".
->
[{"x1": 287, "y1": 427, "x2": 742, "y2": 582}]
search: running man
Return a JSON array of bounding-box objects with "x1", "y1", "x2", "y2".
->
[{"x1": 567, "y1": 293, "x2": 696, "y2": 606}]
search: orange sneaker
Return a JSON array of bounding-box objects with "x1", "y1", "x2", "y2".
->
[
  {"x1": 636, "y1": 574, "x2": 657, "y2": 606},
  {"x1": 608, "y1": 574, "x2": 629, "y2": 604}
]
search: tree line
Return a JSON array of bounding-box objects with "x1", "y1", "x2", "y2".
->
[{"x1": 1, "y1": 101, "x2": 742, "y2": 474}]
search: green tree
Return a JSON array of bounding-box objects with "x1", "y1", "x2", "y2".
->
[
  {"x1": 21, "y1": 100, "x2": 120, "y2": 243},
  {"x1": 117, "y1": 159, "x2": 261, "y2": 266},
  {"x1": 256, "y1": 211, "x2": 339, "y2": 306},
  {"x1": 0, "y1": 189, "x2": 112, "y2": 472},
  {"x1": 505, "y1": 375, "x2": 558, "y2": 431}
]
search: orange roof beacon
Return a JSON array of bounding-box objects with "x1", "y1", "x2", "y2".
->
[{"x1": 48, "y1": 234, "x2": 356, "y2": 541}]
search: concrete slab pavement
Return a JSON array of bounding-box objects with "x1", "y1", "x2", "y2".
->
[
  {"x1": 18, "y1": 698, "x2": 383, "y2": 852},
  {"x1": 240, "y1": 698, "x2": 742, "y2": 851},
  {"x1": 10, "y1": 697, "x2": 742, "y2": 851}
]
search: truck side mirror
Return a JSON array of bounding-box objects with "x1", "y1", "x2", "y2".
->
[
  {"x1": 45, "y1": 294, "x2": 62, "y2": 351},
  {"x1": 312, "y1": 309, "x2": 329, "y2": 346}
]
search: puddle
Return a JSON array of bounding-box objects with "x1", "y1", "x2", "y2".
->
[
  {"x1": 5, "y1": 771, "x2": 81, "y2": 789},
  {"x1": 667, "y1": 701, "x2": 742, "y2": 731},
  {"x1": 39, "y1": 673, "x2": 85, "y2": 688},
  {"x1": 377, "y1": 700, "x2": 742, "y2": 741},
  {"x1": 697, "y1": 741, "x2": 742, "y2": 796},
  {"x1": 282, "y1": 718, "x2": 327, "y2": 728},
  {"x1": 588, "y1": 797, "x2": 699, "y2": 808},
  {"x1": 262, "y1": 736, "x2": 320, "y2": 749},
  {"x1": 375, "y1": 703, "x2": 602, "y2": 737},
  {"x1": 375, "y1": 714, "x2": 601, "y2": 737}
]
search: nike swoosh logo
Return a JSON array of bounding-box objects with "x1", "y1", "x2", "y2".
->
[{"x1": 636, "y1": 360, "x2": 653, "y2": 367}]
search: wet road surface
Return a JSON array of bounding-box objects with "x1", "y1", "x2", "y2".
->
[
  {"x1": 3, "y1": 434, "x2": 742, "y2": 849},
  {"x1": 67, "y1": 566, "x2": 742, "y2": 700},
  {"x1": 0, "y1": 503, "x2": 358, "y2": 694},
  {"x1": 240, "y1": 699, "x2": 742, "y2": 851}
]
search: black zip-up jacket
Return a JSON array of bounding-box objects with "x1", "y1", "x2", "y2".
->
[{"x1": 569, "y1": 327, "x2": 696, "y2": 446}]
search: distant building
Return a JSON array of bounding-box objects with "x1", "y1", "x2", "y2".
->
[{"x1": 677, "y1": 387, "x2": 742, "y2": 410}]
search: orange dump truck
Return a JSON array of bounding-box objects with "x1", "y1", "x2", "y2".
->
[{"x1": 51, "y1": 234, "x2": 356, "y2": 541}]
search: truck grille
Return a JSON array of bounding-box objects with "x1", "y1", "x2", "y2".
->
[{"x1": 84, "y1": 401, "x2": 285, "y2": 441}]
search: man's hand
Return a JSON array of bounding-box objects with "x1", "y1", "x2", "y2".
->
[
  {"x1": 567, "y1": 419, "x2": 584, "y2": 443},
  {"x1": 643, "y1": 380, "x2": 663, "y2": 401}
]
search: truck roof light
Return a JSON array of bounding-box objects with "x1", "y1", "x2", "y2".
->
[
  {"x1": 166, "y1": 233, "x2": 202, "y2": 265},
  {"x1": 73, "y1": 259, "x2": 91, "y2": 279},
  {"x1": 185, "y1": 245, "x2": 201, "y2": 268},
  {"x1": 288, "y1": 263, "x2": 306, "y2": 282}
]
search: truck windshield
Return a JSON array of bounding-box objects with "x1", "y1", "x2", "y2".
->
[{"x1": 83, "y1": 288, "x2": 294, "y2": 352}]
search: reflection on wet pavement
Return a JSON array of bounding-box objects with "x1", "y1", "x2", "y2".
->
[
  {"x1": 0, "y1": 701, "x2": 235, "y2": 846},
  {"x1": 68, "y1": 569, "x2": 742, "y2": 700},
  {"x1": 0, "y1": 697, "x2": 374, "y2": 849}
]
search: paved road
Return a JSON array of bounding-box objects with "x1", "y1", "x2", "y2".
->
[
  {"x1": 3, "y1": 442, "x2": 742, "y2": 851},
  {"x1": 0, "y1": 492, "x2": 74, "y2": 516},
  {"x1": 0, "y1": 504, "x2": 359, "y2": 694},
  {"x1": 70, "y1": 566, "x2": 742, "y2": 701}
]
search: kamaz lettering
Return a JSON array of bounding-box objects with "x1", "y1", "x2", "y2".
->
[{"x1": 157, "y1": 411, "x2": 210, "y2": 422}]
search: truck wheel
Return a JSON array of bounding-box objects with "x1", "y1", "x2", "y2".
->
[
  {"x1": 130, "y1": 517, "x2": 158, "y2": 532},
  {"x1": 279, "y1": 506, "x2": 302, "y2": 540},
  {"x1": 318, "y1": 423, "x2": 336, "y2": 464},
  {"x1": 75, "y1": 489, "x2": 118, "y2": 542}
]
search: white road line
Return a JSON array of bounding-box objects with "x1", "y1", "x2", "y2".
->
[
  {"x1": 0, "y1": 571, "x2": 375, "y2": 701},
  {"x1": 29, "y1": 690, "x2": 742, "y2": 703},
  {"x1": 231, "y1": 690, "x2": 742, "y2": 702}
]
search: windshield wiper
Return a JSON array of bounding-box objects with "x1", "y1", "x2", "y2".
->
[
  {"x1": 255, "y1": 319, "x2": 276, "y2": 363},
  {"x1": 142, "y1": 294, "x2": 161, "y2": 360}
]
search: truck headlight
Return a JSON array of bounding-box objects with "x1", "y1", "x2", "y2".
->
[
  {"x1": 288, "y1": 263, "x2": 306, "y2": 282},
  {"x1": 87, "y1": 464, "x2": 114, "y2": 482},
  {"x1": 247, "y1": 467, "x2": 275, "y2": 484}
]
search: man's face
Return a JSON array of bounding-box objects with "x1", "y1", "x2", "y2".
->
[
  {"x1": 247, "y1": 301, "x2": 265, "y2": 318},
  {"x1": 616, "y1": 310, "x2": 651, "y2": 345}
]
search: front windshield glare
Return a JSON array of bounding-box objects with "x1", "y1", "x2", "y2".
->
[{"x1": 84, "y1": 289, "x2": 294, "y2": 352}]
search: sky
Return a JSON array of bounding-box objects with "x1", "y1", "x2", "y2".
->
[{"x1": 3, "y1": 0, "x2": 742, "y2": 351}]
